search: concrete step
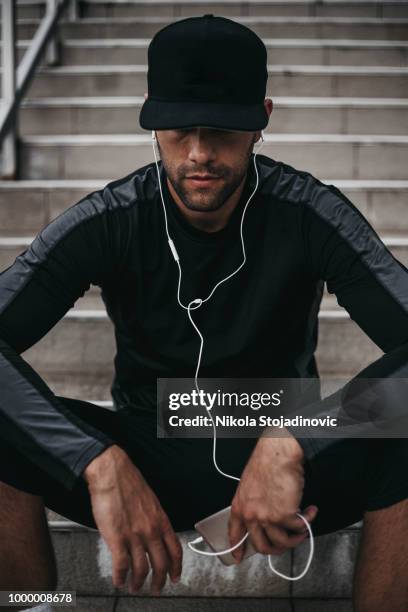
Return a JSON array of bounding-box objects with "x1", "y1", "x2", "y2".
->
[
  {"x1": 12, "y1": 304, "x2": 384, "y2": 399},
  {"x1": 48, "y1": 519, "x2": 360, "y2": 603},
  {"x1": 15, "y1": 1, "x2": 46, "y2": 20},
  {"x1": 0, "y1": 179, "x2": 406, "y2": 233},
  {"x1": 14, "y1": 16, "x2": 408, "y2": 41},
  {"x1": 15, "y1": 133, "x2": 408, "y2": 180},
  {"x1": 17, "y1": 64, "x2": 408, "y2": 99},
  {"x1": 78, "y1": 0, "x2": 408, "y2": 19},
  {"x1": 81, "y1": 0, "x2": 408, "y2": 17},
  {"x1": 17, "y1": 96, "x2": 408, "y2": 136},
  {"x1": 13, "y1": 596, "x2": 352, "y2": 612},
  {"x1": 12, "y1": 37, "x2": 408, "y2": 67},
  {"x1": 13, "y1": 0, "x2": 408, "y2": 20},
  {"x1": 114, "y1": 599, "x2": 353, "y2": 611}
]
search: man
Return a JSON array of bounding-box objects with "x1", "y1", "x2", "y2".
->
[{"x1": 0, "y1": 14, "x2": 407, "y2": 612}]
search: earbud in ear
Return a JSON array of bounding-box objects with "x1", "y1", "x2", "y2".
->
[{"x1": 151, "y1": 130, "x2": 156, "y2": 141}]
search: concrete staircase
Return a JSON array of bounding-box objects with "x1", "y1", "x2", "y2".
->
[{"x1": 1, "y1": 1, "x2": 407, "y2": 609}]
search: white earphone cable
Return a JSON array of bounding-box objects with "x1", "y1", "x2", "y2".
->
[{"x1": 152, "y1": 130, "x2": 314, "y2": 580}]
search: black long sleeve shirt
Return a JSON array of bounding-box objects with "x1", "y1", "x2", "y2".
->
[{"x1": 1, "y1": 153, "x2": 407, "y2": 490}]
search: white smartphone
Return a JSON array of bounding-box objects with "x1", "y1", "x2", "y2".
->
[{"x1": 194, "y1": 505, "x2": 257, "y2": 566}]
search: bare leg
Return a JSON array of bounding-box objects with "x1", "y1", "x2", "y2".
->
[
  {"x1": 0, "y1": 481, "x2": 58, "y2": 611},
  {"x1": 353, "y1": 498, "x2": 408, "y2": 612}
]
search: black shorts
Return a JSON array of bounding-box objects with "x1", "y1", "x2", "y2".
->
[{"x1": 1, "y1": 390, "x2": 408, "y2": 536}]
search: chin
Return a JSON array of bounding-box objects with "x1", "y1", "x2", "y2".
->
[
  {"x1": 186, "y1": 204, "x2": 219, "y2": 213},
  {"x1": 179, "y1": 193, "x2": 217, "y2": 211}
]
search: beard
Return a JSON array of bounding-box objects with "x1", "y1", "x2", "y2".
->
[{"x1": 157, "y1": 140, "x2": 254, "y2": 213}]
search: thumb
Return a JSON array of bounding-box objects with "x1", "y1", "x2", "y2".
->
[{"x1": 301, "y1": 505, "x2": 319, "y2": 527}]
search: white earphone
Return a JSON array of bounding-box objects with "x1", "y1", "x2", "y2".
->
[{"x1": 151, "y1": 128, "x2": 314, "y2": 581}]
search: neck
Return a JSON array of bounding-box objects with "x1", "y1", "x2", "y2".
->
[{"x1": 166, "y1": 173, "x2": 248, "y2": 233}]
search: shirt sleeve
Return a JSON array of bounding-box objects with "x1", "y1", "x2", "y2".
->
[
  {"x1": 0, "y1": 188, "x2": 119, "y2": 490},
  {"x1": 290, "y1": 181, "x2": 408, "y2": 461}
]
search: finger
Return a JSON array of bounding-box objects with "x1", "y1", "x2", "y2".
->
[
  {"x1": 111, "y1": 541, "x2": 131, "y2": 589},
  {"x1": 128, "y1": 536, "x2": 149, "y2": 593},
  {"x1": 246, "y1": 522, "x2": 305, "y2": 555},
  {"x1": 250, "y1": 525, "x2": 288, "y2": 556},
  {"x1": 282, "y1": 505, "x2": 319, "y2": 534},
  {"x1": 247, "y1": 523, "x2": 278, "y2": 555},
  {"x1": 145, "y1": 535, "x2": 171, "y2": 596},
  {"x1": 228, "y1": 511, "x2": 247, "y2": 563},
  {"x1": 264, "y1": 524, "x2": 307, "y2": 550},
  {"x1": 281, "y1": 515, "x2": 308, "y2": 533},
  {"x1": 162, "y1": 523, "x2": 183, "y2": 583}
]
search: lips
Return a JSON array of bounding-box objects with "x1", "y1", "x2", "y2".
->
[
  {"x1": 187, "y1": 175, "x2": 219, "y2": 180},
  {"x1": 185, "y1": 175, "x2": 221, "y2": 186}
]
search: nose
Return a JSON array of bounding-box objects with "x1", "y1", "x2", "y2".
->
[{"x1": 187, "y1": 128, "x2": 217, "y2": 166}]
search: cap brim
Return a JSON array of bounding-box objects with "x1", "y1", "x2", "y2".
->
[{"x1": 139, "y1": 98, "x2": 268, "y2": 131}]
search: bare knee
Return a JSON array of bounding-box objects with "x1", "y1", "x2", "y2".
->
[
  {"x1": 353, "y1": 500, "x2": 408, "y2": 612},
  {"x1": 0, "y1": 481, "x2": 58, "y2": 594}
]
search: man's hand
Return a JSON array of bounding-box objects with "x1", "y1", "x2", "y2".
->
[
  {"x1": 83, "y1": 445, "x2": 182, "y2": 595},
  {"x1": 228, "y1": 431, "x2": 318, "y2": 563}
]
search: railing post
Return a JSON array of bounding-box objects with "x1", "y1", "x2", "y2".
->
[
  {"x1": 0, "y1": 0, "x2": 70, "y2": 171},
  {"x1": 68, "y1": 0, "x2": 79, "y2": 21},
  {"x1": 46, "y1": 0, "x2": 60, "y2": 65},
  {"x1": 1, "y1": 0, "x2": 17, "y2": 179}
]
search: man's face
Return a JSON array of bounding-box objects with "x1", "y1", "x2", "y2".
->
[{"x1": 156, "y1": 127, "x2": 257, "y2": 213}]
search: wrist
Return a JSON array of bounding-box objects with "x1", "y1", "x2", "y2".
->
[
  {"x1": 83, "y1": 444, "x2": 128, "y2": 486},
  {"x1": 258, "y1": 427, "x2": 304, "y2": 463}
]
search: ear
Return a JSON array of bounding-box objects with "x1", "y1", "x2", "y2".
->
[
  {"x1": 264, "y1": 97, "x2": 273, "y2": 118},
  {"x1": 261, "y1": 98, "x2": 273, "y2": 137},
  {"x1": 253, "y1": 131, "x2": 264, "y2": 144}
]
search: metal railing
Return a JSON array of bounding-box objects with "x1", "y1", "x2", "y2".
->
[{"x1": 0, "y1": 0, "x2": 74, "y2": 179}]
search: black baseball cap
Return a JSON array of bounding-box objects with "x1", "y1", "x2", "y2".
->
[{"x1": 139, "y1": 14, "x2": 269, "y2": 132}]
